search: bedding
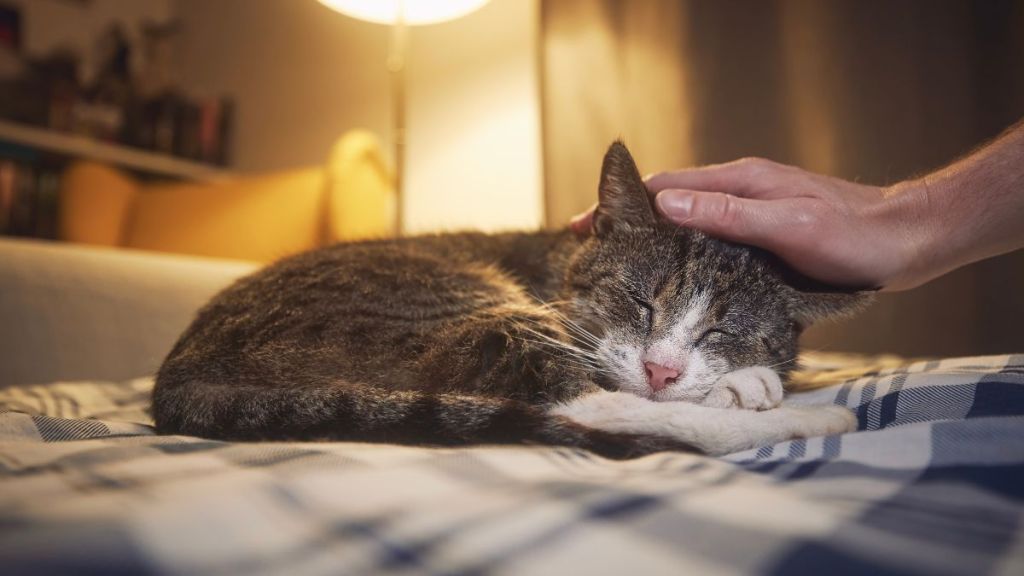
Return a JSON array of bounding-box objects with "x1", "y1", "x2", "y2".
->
[{"x1": 1, "y1": 354, "x2": 1022, "y2": 575}]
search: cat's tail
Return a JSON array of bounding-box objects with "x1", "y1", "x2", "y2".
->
[{"x1": 151, "y1": 379, "x2": 695, "y2": 460}]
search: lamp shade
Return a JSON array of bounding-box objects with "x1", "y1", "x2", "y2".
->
[{"x1": 317, "y1": 0, "x2": 491, "y2": 26}]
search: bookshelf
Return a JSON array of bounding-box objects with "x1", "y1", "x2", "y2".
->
[
  {"x1": 0, "y1": 119, "x2": 235, "y2": 239},
  {"x1": 0, "y1": 119, "x2": 232, "y2": 182}
]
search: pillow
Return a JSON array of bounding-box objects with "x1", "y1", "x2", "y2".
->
[
  {"x1": 324, "y1": 129, "x2": 396, "y2": 242},
  {"x1": 127, "y1": 169, "x2": 326, "y2": 262},
  {"x1": 58, "y1": 162, "x2": 138, "y2": 246}
]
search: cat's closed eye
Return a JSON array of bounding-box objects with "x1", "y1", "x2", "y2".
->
[
  {"x1": 695, "y1": 328, "x2": 735, "y2": 347},
  {"x1": 632, "y1": 297, "x2": 655, "y2": 331}
]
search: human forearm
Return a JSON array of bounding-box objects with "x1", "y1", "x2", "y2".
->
[{"x1": 891, "y1": 121, "x2": 1024, "y2": 289}]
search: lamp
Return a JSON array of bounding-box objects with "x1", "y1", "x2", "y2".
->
[{"x1": 317, "y1": 0, "x2": 492, "y2": 235}]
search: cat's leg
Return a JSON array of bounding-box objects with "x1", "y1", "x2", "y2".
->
[
  {"x1": 699, "y1": 366, "x2": 784, "y2": 410},
  {"x1": 550, "y1": 390, "x2": 855, "y2": 455}
]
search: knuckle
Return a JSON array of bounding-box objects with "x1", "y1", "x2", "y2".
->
[
  {"x1": 734, "y1": 156, "x2": 792, "y2": 183},
  {"x1": 713, "y1": 193, "x2": 743, "y2": 230},
  {"x1": 737, "y1": 156, "x2": 774, "y2": 172},
  {"x1": 794, "y1": 202, "x2": 827, "y2": 229}
]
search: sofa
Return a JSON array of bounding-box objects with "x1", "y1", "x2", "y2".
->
[{"x1": 0, "y1": 237, "x2": 1022, "y2": 575}]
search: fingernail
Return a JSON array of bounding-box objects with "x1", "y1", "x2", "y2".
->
[{"x1": 657, "y1": 191, "x2": 693, "y2": 219}]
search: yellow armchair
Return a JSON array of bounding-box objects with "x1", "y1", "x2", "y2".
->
[{"x1": 58, "y1": 130, "x2": 395, "y2": 262}]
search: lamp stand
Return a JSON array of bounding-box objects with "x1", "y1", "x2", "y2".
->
[{"x1": 387, "y1": 9, "x2": 408, "y2": 236}]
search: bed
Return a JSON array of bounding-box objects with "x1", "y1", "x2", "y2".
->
[{"x1": 1, "y1": 239, "x2": 1022, "y2": 575}]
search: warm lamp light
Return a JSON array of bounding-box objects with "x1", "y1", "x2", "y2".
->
[
  {"x1": 317, "y1": 0, "x2": 490, "y2": 26},
  {"x1": 317, "y1": 0, "x2": 492, "y2": 235}
]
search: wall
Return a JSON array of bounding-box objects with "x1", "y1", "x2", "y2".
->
[
  {"x1": 173, "y1": 0, "x2": 544, "y2": 234},
  {"x1": 404, "y1": 0, "x2": 544, "y2": 234},
  {"x1": 6, "y1": 0, "x2": 173, "y2": 83},
  {"x1": 172, "y1": 0, "x2": 390, "y2": 174}
]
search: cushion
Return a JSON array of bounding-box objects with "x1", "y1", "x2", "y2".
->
[
  {"x1": 127, "y1": 168, "x2": 326, "y2": 262},
  {"x1": 55, "y1": 131, "x2": 394, "y2": 261},
  {"x1": 324, "y1": 129, "x2": 396, "y2": 241},
  {"x1": 58, "y1": 162, "x2": 138, "y2": 246}
]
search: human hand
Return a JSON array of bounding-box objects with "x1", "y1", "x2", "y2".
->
[{"x1": 571, "y1": 157, "x2": 932, "y2": 291}]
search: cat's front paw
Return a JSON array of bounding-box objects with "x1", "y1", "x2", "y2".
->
[
  {"x1": 775, "y1": 404, "x2": 859, "y2": 442},
  {"x1": 699, "y1": 404, "x2": 858, "y2": 455},
  {"x1": 702, "y1": 366, "x2": 783, "y2": 411}
]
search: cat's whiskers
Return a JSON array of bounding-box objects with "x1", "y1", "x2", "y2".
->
[
  {"x1": 508, "y1": 318, "x2": 610, "y2": 375},
  {"x1": 764, "y1": 356, "x2": 799, "y2": 370},
  {"x1": 761, "y1": 352, "x2": 815, "y2": 368},
  {"x1": 557, "y1": 317, "x2": 603, "y2": 347},
  {"x1": 515, "y1": 336, "x2": 605, "y2": 373},
  {"x1": 512, "y1": 322, "x2": 602, "y2": 363},
  {"x1": 764, "y1": 347, "x2": 828, "y2": 371},
  {"x1": 513, "y1": 319, "x2": 606, "y2": 366},
  {"x1": 527, "y1": 298, "x2": 604, "y2": 350},
  {"x1": 557, "y1": 322, "x2": 603, "y2": 352}
]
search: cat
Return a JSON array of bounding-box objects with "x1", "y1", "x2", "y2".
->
[{"x1": 152, "y1": 141, "x2": 868, "y2": 459}]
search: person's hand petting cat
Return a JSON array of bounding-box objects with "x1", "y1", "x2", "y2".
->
[{"x1": 571, "y1": 121, "x2": 1024, "y2": 291}]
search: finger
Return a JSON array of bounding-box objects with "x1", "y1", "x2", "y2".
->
[
  {"x1": 569, "y1": 203, "x2": 597, "y2": 236},
  {"x1": 655, "y1": 189, "x2": 810, "y2": 250},
  {"x1": 645, "y1": 158, "x2": 780, "y2": 197}
]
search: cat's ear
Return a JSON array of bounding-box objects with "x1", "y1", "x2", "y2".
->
[
  {"x1": 593, "y1": 140, "x2": 656, "y2": 235},
  {"x1": 783, "y1": 271, "x2": 874, "y2": 327}
]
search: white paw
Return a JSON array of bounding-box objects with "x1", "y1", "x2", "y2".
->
[
  {"x1": 703, "y1": 366, "x2": 783, "y2": 410},
  {"x1": 550, "y1": 391, "x2": 858, "y2": 457},
  {"x1": 699, "y1": 404, "x2": 858, "y2": 456},
  {"x1": 549, "y1": 390, "x2": 652, "y2": 427},
  {"x1": 778, "y1": 404, "x2": 858, "y2": 438}
]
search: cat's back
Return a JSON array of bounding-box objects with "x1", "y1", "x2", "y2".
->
[
  {"x1": 158, "y1": 229, "x2": 576, "y2": 383},
  {"x1": 228, "y1": 228, "x2": 574, "y2": 301}
]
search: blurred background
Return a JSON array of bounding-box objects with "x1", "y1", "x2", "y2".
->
[{"x1": 0, "y1": 0, "x2": 1022, "y2": 358}]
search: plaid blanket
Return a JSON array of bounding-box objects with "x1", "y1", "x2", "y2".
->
[{"x1": 1, "y1": 354, "x2": 1022, "y2": 575}]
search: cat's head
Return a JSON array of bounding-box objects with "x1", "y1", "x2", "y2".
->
[{"x1": 563, "y1": 141, "x2": 871, "y2": 401}]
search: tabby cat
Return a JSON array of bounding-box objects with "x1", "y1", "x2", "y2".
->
[{"x1": 152, "y1": 142, "x2": 866, "y2": 458}]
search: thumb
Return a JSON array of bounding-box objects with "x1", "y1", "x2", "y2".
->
[{"x1": 655, "y1": 189, "x2": 785, "y2": 248}]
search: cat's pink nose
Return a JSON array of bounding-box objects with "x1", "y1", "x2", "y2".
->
[{"x1": 644, "y1": 362, "x2": 680, "y2": 392}]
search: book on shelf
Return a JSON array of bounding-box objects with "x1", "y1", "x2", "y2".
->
[{"x1": 0, "y1": 159, "x2": 60, "y2": 240}]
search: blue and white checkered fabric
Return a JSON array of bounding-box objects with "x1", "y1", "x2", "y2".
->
[{"x1": 1, "y1": 354, "x2": 1022, "y2": 575}]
